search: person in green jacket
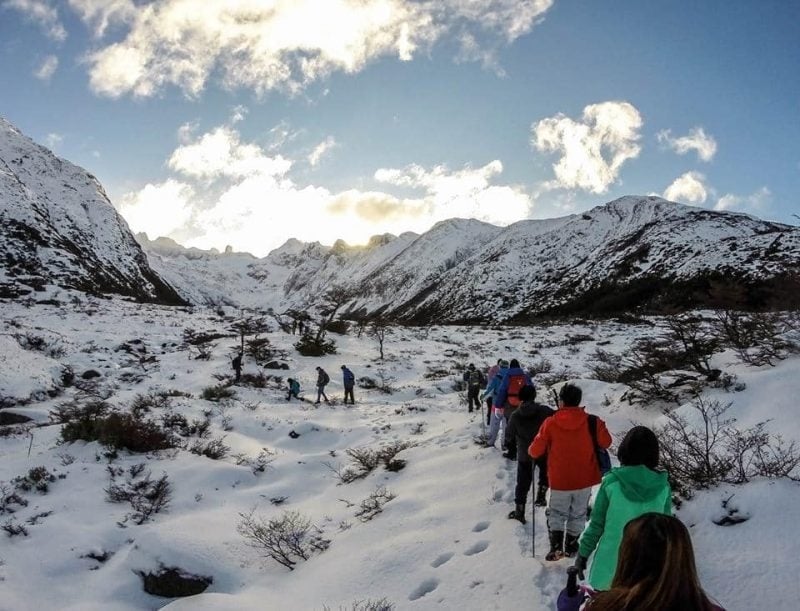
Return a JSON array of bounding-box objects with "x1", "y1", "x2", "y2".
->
[{"x1": 574, "y1": 426, "x2": 671, "y2": 591}]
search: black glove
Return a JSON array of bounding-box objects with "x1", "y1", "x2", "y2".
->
[{"x1": 574, "y1": 555, "x2": 588, "y2": 580}]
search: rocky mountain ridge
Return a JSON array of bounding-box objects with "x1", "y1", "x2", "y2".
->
[{"x1": 0, "y1": 117, "x2": 184, "y2": 304}]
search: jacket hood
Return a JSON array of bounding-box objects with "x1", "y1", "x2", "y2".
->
[
  {"x1": 609, "y1": 465, "x2": 670, "y2": 502},
  {"x1": 550, "y1": 406, "x2": 588, "y2": 431},
  {"x1": 518, "y1": 400, "x2": 553, "y2": 418}
]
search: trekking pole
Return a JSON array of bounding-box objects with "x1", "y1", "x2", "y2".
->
[
  {"x1": 531, "y1": 464, "x2": 536, "y2": 557},
  {"x1": 479, "y1": 397, "x2": 486, "y2": 439}
]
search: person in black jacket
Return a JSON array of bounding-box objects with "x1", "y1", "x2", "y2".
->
[{"x1": 506, "y1": 385, "x2": 554, "y2": 523}]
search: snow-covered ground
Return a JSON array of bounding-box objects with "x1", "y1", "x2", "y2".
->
[{"x1": 1, "y1": 293, "x2": 799, "y2": 610}]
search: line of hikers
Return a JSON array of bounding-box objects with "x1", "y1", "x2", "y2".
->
[
  {"x1": 471, "y1": 360, "x2": 725, "y2": 610},
  {"x1": 231, "y1": 352, "x2": 356, "y2": 405}
]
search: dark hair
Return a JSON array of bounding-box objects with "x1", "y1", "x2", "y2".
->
[
  {"x1": 468, "y1": 363, "x2": 475, "y2": 370},
  {"x1": 518, "y1": 385, "x2": 536, "y2": 401},
  {"x1": 341, "y1": 365, "x2": 346, "y2": 369},
  {"x1": 559, "y1": 383, "x2": 582, "y2": 407},
  {"x1": 509, "y1": 358, "x2": 520, "y2": 368},
  {"x1": 588, "y1": 514, "x2": 717, "y2": 611},
  {"x1": 618, "y1": 426, "x2": 660, "y2": 469}
]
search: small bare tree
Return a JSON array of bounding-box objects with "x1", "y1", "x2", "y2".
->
[{"x1": 370, "y1": 318, "x2": 391, "y2": 361}]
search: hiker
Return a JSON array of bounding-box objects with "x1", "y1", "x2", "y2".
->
[
  {"x1": 298, "y1": 320, "x2": 305, "y2": 335},
  {"x1": 494, "y1": 358, "x2": 532, "y2": 459},
  {"x1": 484, "y1": 359, "x2": 503, "y2": 425},
  {"x1": 315, "y1": 366, "x2": 330, "y2": 404},
  {"x1": 292, "y1": 320, "x2": 297, "y2": 335},
  {"x1": 286, "y1": 378, "x2": 300, "y2": 401},
  {"x1": 574, "y1": 426, "x2": 672, "y2": 591},
  {"x1": 506, "y1": 385, "x2": 554, "y2": 523},
  {"x1": 341, "y1": 365, "x2": 355, "y2": 404},
  {"x1": 557, "y1": 513, "x2": 725, "y2": 611},
  {"x1": 462, "y1": 363, "x2": 483, "y2": 413},
  {"x1": 231, "y1": 351, "x2": 243, "y2": 383},
  {"x1": 529, "y1": 383, "x2": 612, "y2": 561},
  {"x1": 481, "y1": 359, "x2": 509, "y2": 448}
]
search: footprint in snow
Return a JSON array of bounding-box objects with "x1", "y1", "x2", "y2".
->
[
  {"x1": 408, "y1": 578, "x2": 439, "y2": 601},
  {"x1": 430, "y1": 552, "x2": 454, "y2": 568},
  {"x1": 464, "y1": 540, "x2": 489, "y2": 556},
  {"x1": 472, "y1": 521, "x2": 490, "y2": 533}
]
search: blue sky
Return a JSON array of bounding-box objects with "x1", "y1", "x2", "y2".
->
[{"x1": 1, "y1": 0, "x2": 798, "y2": 256}]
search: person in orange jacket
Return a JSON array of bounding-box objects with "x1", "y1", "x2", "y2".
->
[{"x1": 529, "y1": 383, "x2": 612, "y2": 561}]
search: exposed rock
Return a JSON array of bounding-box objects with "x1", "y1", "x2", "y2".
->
[{"x1": 137, "y1": 566, "x2": 212, "y2": 598}]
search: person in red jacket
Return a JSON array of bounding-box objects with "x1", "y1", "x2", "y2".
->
[{"x1": 529, "y1": 383, "x2": 612, "y2": 561}]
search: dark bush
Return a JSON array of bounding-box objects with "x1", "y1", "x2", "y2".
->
[
  {"x1": 294, "y1": 334, "x2": 337, "y2": 357},
  {"x1": 137, "y1": 566, "x2": 213, "y2": 598}
]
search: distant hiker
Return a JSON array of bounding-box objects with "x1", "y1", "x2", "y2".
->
[
  {"x1": 231, "y1": 351, "x2": 243, "y2": 383},
  {"x1": 506, "y1": 385, "x2": 554, "y2": 523},
  {"x1": 298, "y1": 320, "x2": 305, "y2": 335},
  {"x1": 529, "y1": 383, "x2": 612, "y2": 561},
  {"x1": 574, "y1": 426, "x2": 671, "y2": 591},
  {"x1": 481, "y1": 359, "x2": 509, "y2": 448},
  {"x1": 286, "y1": 378, "x2": 300, "y2": 401},
  {"x1": 558, "y1": 513, "x2": 725, "y2": 611},
  {"x1": 494, "y1": 358, "x2": 532, "y2": 459},
  {"x1": 315, "y1": 366, "x2": 330, "y2": 404},
  {"x1": 484, "y1": 359, "x2": 503, "y2": 426},
  {"x1": 462, "y1": 363, "x2": 483, "y2": 413},
  {"x1": 292, "y1": 320, "x2": 297, "y2": 335},
  {"x1": 341, "y1": 365, "x2": 355, "y2": 404}
]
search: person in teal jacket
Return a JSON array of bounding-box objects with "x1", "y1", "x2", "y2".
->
[{"x1": 574, "y1": 426, "x2": 672, "y2": 591}]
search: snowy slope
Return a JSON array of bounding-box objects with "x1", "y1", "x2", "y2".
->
[
  {"x1": 1, "y1": 297, "x2": 799, "y2": 610},
  {"x1": 0, "y1": 117, "x2": 183, "y2": 304}
]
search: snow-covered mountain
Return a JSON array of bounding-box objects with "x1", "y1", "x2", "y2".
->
[
  {"x1": 0, "y1": 117, "x2": 184, "y2": 304},
  {"x1": 2, "y1": 117, "x2": 797, "y2": 320},
  {"x1": 143, "y1": 197, "x2": 800, "y2": 322}
]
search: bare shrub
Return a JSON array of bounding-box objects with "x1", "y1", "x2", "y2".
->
[
  {"x1": 237, "y1": 510, "x2": 330, "y2": 570},
  {"x1": 105, "y1": 466, "x2": 172, "y2": 525},
  {"x1": 326, "y1": 442, "x2": 414, "y2": 483},
  {"x1": 354, "y1": 486, "x2": 396, "y2": 522},
  {"x1": 588, "y1": 349, "x2": 625, "y2": 383},
  {"x1": 528, "y1": 357, "x2": 552, "y2": 376},
  {"x1": 652, "y1": 398, "x2": 800, "y2": 499},
  {"x1": 188, "y1": 437, "x2": 230, "y2": 460},
  {"x1": 1, "y1": 519, "x2": 28, "y2": 537},
  {"x1": 161, "y1": 413, "x2": 211, "y2": 438},
  {"x1": 201, "y1": 385, "x2": 236, "y2": 402},
  {"x1": 131, "y1": 392, "x2": 172, "y2": 417},
  {"x1": 0, "y1": 485, "x2": 28, "y2": 514},
  {"x1": 323, "y1": 599, "x2": 395, "y2": 611},
  {"x1": 12, "y1": 466, "x2": 56, "y2": 493},
  {"x1": 715, "y1": 310, "x2": 799, "y2": 366}
]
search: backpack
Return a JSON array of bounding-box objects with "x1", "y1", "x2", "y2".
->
[
  {"x1": 468, "y1": 370, "x2": 482, "y2": 387},
  {"x1": 505, "y1": 373, "x2": 527, "y2": 407},
  {"x1": 320, "y1": 371, "x2": 330, "y2": 385},
  {"x1": 588, "y1": 415, "x2": 612, "y2": 475}
]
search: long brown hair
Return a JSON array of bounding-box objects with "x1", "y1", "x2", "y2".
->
[{"x1": 588, "y1": 513, "x2": 717, "y2": 611}]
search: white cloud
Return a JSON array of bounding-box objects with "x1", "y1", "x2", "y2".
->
[
  {"x1": 118, "y1": 122, "x2": 532, "y2": 255},
  {"x1": 308, "y1": 137, "x2": 338, "y2": 167},
  {"x1": 532, "y1": 101, "x2": 643, "y2": 194},
  {"x1": 69, "y1": 0, "x2": 553, "y2": 98},
  {"x1": 117, "y1": 179, "x2": 195, "y2": 238},
  {"x1": 663, "y1": 171, "x2": 709, "y2": 204},
  {"x1": 44, "y1": 132, "x2": 63, "y2": 149},
  {"x1": 67, "y1": 0, "x2": 136, "y2": 37},
  {"x1": 34, "y1": 55, "x2": 58, "y2": 81},
  {"x1": 3, "y1": 0, "x2": 66, "y2": 40},
  {"x1": 657, "y1": 127, "x2": 717, "y2": 162},
  {"x1": 714, "y1": 187, "x2": 771, "y2": 214},
  {"x1": 167, "y1": 126, "x2": 293, "y2": 181},
  {"x1": 374, "y1": 160, "x2": 531, "y2": 225}
]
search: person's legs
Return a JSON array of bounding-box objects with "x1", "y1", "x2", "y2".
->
[
  {"x1": 485, "y1": 398, "x2": 492, "y2": 425},
  {"x1": 486, "y1": 408, "x2": 502, "y2": 446},
  {"x1": 565, "y1": 488, "x2": 592, "y2": 540},
  {"x1": 546, "y1": 489, "x2": 571, "y2": 560},
  {"x1": 467, "y1": 387, "x2": 479, "y2": 412},
  {"x1": 321, "y1": 386, "x2": 329, "y2": 402},
  {"x1": 534, "y1": 456, "x2": 549, "y2": 506},
  {"x1": 515, "y1": 460, "x2": 533, "y2": 506}
]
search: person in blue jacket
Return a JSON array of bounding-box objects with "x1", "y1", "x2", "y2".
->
[
  {"x1": 493, "y1": 358, "x2": 532, "y2": 458},
  {"x1": 341, "y1": 365, "x2": 355, "y2": 404}
]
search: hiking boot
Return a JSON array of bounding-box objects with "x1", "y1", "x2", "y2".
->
[
  {"x1": 545, "y1": 530, "x2": 564, "y2": 561},
  {"x1": 507, "y1": 504, "x2": 526, "y2": 524},
  {"x1": 564, "y1": 533, "x2": 580, "y2": 557},
  {"x1": 534, "y1": 484, "x2": 548, "y2": 507},
  {"x1": 502, "y1": 449, "x2": 514, "y2": 460}
]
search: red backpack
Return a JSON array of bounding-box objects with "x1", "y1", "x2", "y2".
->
[{"x1": 505, "y1": 374, "x2": 527, "y2": 407}]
